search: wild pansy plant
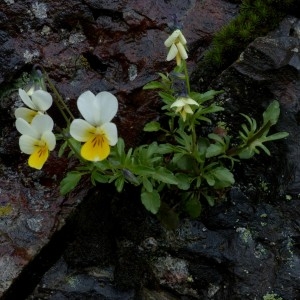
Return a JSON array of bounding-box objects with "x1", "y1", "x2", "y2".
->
[
  {"x1": 16, "y1": 114, "x2": 56, "y2": 169},
  {"x1": 14, "y1": 29, "x2": 288, "y2": 226}
]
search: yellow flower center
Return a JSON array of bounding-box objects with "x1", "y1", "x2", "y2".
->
[
  {"x1": 81, "y1": 133, "x2": 110, "y2": 161},
  {"x1": 28, "y1": 142, "x2": 49, "y2": 170},
  {"x1": 28, "y1": 110, "x2": 39, "y2": 123}
]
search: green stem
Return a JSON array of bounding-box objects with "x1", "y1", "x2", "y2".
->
[
  {"x1": 191, "y1": 126, "x2": 197, "y2": 154},
  {"x1": 40, "y1": 68, "x2": 75, "y2": 124},
  {"x1": 183, "y1": 60, "x2": 190, "y2": 94}
]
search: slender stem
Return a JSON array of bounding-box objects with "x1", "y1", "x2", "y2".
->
[
  {"x1": 40, "y1": 67, "x2": 75, "y2": 123},
  {"x1": 46, "y1": 76, "x2": 75, "y2": 121},
  {"x1": 191, "y1": 125, "x2": 197, "y2": 153},
  {"x1": 54, "y1": 96, "x2": 71, "y2": 126},
  {"x1": 183, "y1": 60, "x2": 190, "y2": 95}
]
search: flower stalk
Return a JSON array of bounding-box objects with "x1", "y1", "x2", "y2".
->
[{"x1": 42, "y1": 68, "x2": 75, "y2": 124}]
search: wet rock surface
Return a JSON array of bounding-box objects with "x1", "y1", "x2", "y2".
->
[{"x1": 1, "y1": 0, "x2": 300, "y2": 300}]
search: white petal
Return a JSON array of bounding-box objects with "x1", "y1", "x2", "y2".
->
[
  {"x1": 31, "y1": 90, "x2": 53, "y2": 112},
  {"x1": 184, "y1": 105, "x2": 194, "y2": 114},
  {"x1": 19, "y1": 88, "x2": 36, "y2": 110},
  {"x1": 77, "y1": 91, "x2": 98, "y2": 125},
  {"x1": 96, "y1": 92, "x2": 118, "y2": 124},
  {"x1": 164, "y1": 29, "x2": 181, "y2": 47},
  {"x1": 178, "y1": 31, "x2": 187, "y2": 45},
  {"x1": 166, "y1": 43, "x2": 178, "y2": 61},
  {"x1": 41, "y1": 131, "x2": 56, "y2": 151},
  {"x1": 16, "y1": 118, "x2": 39, "y2": 138},
  {"x1": 15, "y1": 107, "x2": 38, "y2": 123},
  {"x1": 70, "y1": 119, "x2": 95, "y2": 142},
  {"x1": 176, "y1": 42, "x2": 188, "y2": 60},
  {"x1": 170, "y1": 99, "x2": 185, "y2": 108},
  {"x1": 101, "y1": 122, "x2": 118, "y2": 146},
  {"x1": 26, "y1": 86, "x2": 36, "y2": 96},
  {"x1": 19, "y1": 135, "x2": 38, "y2": 154},
  {"x1": 31, "y1": 114, "x2": 54, "y2": 134},
  {"x1": 185, "y1": 98, "x2": 199, "y2": 106}
]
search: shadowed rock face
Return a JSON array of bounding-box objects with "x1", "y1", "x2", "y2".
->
[
  {"x1": 193, "y1": 16, "x2": 300, "y2": 299},
  {"x1": 213, "y1": 16, "x2": 300, "y2": 197},
  {"x1": 26, "y1": 14, "x2": 300, "y2": 300}
]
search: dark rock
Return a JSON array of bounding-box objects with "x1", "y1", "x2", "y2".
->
[
  {"x1": 7, "y1": 1, "x2": 300, "y2": 300},
  {"x1": 27, "y1": 257, "x2": 135, "y2": 300}
]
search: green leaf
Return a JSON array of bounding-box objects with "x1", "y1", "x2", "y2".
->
[
  {"x1": 124, "y1": 147, "x2": 133, "y2": 165},
  {"x1": 206, "y1": 143, "x2": 225, "y2": 158},
  {"x1": 158, "y1": 72, "x2": 170, "y2": 82},
  {"x1": 256, "y1": 142, "x2": 270, "y2": 156},
  {"x1": 205, "y1": 173, "x2": 215, "y2": 186},
  {"x1": 93, "y1": 159, "x2": 111, "y2": 171},
  {"x1": 198, "y1": 105, "x2": 224, "y2": 115},
  {"x1": 176, "y1": 173, "x2": 191, "y2": 190},
  {"x1": 144, "y1": 121, "x2": 161, "y2": 132},
  {"x1": 265, "y1": 131, "x2": 289, "y2": 141},
  {"x1": 203, "y1": 193, "x2": 215, "y2": 206},
  {"x1": 67, "y1": 138, "x2": 81, "y2": 156},
  {"x1": 205, "y1": 167, "x2": 234, "y2": 189},
  {"x1": 175, "y1": 130, "x2": 193, "y2": 150},
  {"x1": 146, "y1": 142, "x2": 161, "y2": 158},
  {"x1": 153, "y1": 167, "x2": 178, "y2": 185},
  {"x1": 115, "y1": 176, "x2": 125, "y2": 192},
  {"x1": 157, "y1": 143, "x2": 174, "y2": 155},
  {"x1": 197, "y1": 137, "x2": 209, "y2": 160},
  {"x1": 60, "y1": 171, "x2": 82, "y2": 195},
  {"x1": 263, "y1": 100, "x2": 280, "y2": 125},
  {"x1": 211, "y1": 167, "x2": 235, "y2": 188},
  {"x1": 190, "y1": 90, "x2": 224, "y2": 103},
  {"x1": 131, "y1": 165, "x2": 155, "y2": 177},
  {"x1": 142, "y1": 177, "x2": 153, "y2": 192},
  {"x1": 143, "y1": 81, "x2": 165, "y2": 90},
  {"x1": 175, "y1": 154, "x2": 196, "y2": 171},
  {"x1": 91, "y1": 170, "x2": 108, "y2": 185},
  {"x1": 185, "y1": 196, "x2": 202, "y2": 218},
  {"x1": 116, "y1": 138, "x2": 125, "y2": 158},
  {"x1": 159, "y1": 91, "x2": 176, "y2": 104},
  {"x1": 207, "y1": 133, "x2": 224, "y2": 143},
  {"x1": 240, "y1": 113, "x2": 257, "y2": 133},
  {"x1": 238, "y1": 147, "x2": 255, "y2": 159},
  {"x1": 197, "y1": 116, "x2": 212, "y2": 123},
  {"x1": 141, "y1": 190, "x2": 161, "y2": 214},
  {"x1": 58, "y1": 140, "x2": 68, "y2": 157}
]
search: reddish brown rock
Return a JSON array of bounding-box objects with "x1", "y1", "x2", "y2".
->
[{"x1": 0, "y1": 0, "x2": 238, "y2": 297}]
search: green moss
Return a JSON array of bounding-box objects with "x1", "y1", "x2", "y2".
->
[
  {"x1": 263, "y1": 293, "x2": 283, "y2": 300},
  {"x1": 192, "y1": 0, "x2": 297, "y2": 89}
]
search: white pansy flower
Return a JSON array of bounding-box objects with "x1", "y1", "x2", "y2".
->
[
  {"x1": 164, "y1": 29, "x2": 188, "y2": 66},
  {"x1": 16, "y1": 114, "x2": 56, "y2": 170},
  {"x1": 15, "y1": 88, "x2": 53, "y2": 123},
  {"x1": 171, "y1": 96, "x2": 199, "y2": 121},
  {"x1": 70, "y1": 91, "x2": 118, "y2": 162}
]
